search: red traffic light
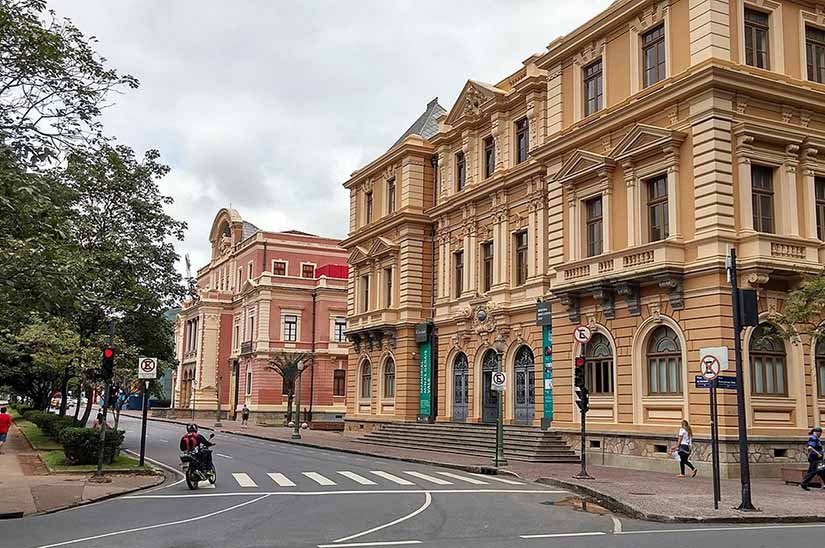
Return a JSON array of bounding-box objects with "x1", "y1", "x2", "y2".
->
[
  {"x1": 575, "y1": 357, "x2": 585, "y2": 367},
  {"x1": 103, "y1": 348, "x2": 114, "y2": 359}
]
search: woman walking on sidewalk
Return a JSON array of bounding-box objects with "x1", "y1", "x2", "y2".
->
[
  {"x1": 673, "y1": 419, "x2": 697, "y2": 478},
  {"x1": 800, "y1": 426, "x2": 825, "y2": 490}
]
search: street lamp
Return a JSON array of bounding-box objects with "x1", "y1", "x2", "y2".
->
[
  {"x1": 292, "y1": 361, "x2": 306, "y2": 440},
  {"x1": 493, "y1": 334, "x2": 507, "y2": 467}
]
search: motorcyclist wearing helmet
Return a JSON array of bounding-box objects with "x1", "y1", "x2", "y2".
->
[{"x1": 180, "y1": 424, "x2": 215, "y2": 469}]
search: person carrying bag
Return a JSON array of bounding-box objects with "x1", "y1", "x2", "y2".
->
[{"x1": 672, "y1": 419, "x2": 697, "y2": 478}]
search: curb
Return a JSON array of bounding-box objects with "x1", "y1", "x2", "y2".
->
[
  {"x1": 124, "y1": 412, "x2": 504, "y2": 476},
  {"x1": 535, "y1": 477, "x2": 825, "y2": 524},
  {"x1": 33, "y1": 472, "x2": 167, "y2": 518}
]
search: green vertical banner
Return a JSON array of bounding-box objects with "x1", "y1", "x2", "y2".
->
[
  {"x1": 419, "y1": 340, "x2": 432, "y2": 417},
  {"x1": 542, "y1": 322, "x2": 554, "y2": 424}
]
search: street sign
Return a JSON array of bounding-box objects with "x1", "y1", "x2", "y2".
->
[
  {"x1": 536, "y1": 302, "x2": 552, "y2": 326},
  {"x1": 573, "y1": 325, "x2": 592, "y2": 344},
  {"x1": 700, "y1": 355, "x2": 721, "y2": 381},
  {"x1": 138, "y1": 357, "x2": 158, "y2": 380},
  {"x1": 695, "y1": 375, "x2": 737, "y2": 389},
  {"x1": 491, "y1": 371, "x2": 506, "y2": 392},
  {"x1": 700, "y1": 347, "x2": 729, "y2": 371}
]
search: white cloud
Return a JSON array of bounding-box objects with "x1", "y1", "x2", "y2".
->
[{"x1": 49, "y1": 0, "x2": 612, "y2": 275}]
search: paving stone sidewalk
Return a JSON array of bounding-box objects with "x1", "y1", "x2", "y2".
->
[
  {"x1": 132, "y1": 413, "x2": 825, "y2": 522},
  {"x1": 0, "y1": 423, "x2": 163, "y2": 517}
]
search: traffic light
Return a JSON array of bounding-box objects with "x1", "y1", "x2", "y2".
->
[
  {"x1": 574, "y1": 356, "x2": 589, "y2": 413},
  {"x1": 102, "y1": 347, "x2": 115, "y2": 380}
]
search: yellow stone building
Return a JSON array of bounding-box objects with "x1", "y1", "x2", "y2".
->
[{"x1": 342, "y1": 0, "x2": 825, "y2": 476}]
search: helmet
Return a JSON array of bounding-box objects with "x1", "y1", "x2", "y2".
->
[{"x1": 186, "y1": 423, "x2": 198, "y2": 433}]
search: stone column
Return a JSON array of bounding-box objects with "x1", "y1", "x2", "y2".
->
[
  {"x1": 195, "y1": 309, "x2": 220, "y2": 410},
  {"x1": 802, "y1": 147, "x2": 819, "y2": 239},
  {"x1": 567, "y1": 188, "x2": 579, "y2": 261},
  {"x1": 600, "y1": 170, "x2": 613, "y2": 253},
  {"x1": 737, "y1": 136, "x2": 755, "y2": 232},
  {"x1": 665, "y1": 146, "x2": 682, "y2": 239},
  {"x1": 782, "y1": 145, "x2": 801, "y2": 237},
  {"x1": 623, "y1": 162, "x2": 637, "y2": 246},
  {"x1": 467, "y1": 224, "x2": 477, "y2": 293}
]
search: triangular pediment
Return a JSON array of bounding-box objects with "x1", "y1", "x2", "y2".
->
[
  {"x1": 239, "y1": 278, "x2": 258, "y2": 295},
  {"x1": 554, "y1": 149, "x2": 615, "y2": 185},
  {"x1": 367, "y1": 237, "x2": 398, "y2": 258},
  {"x1": 444, "y1": 80, "x2": 505, "y2": 126},
  {"x1": 348, "y1": 245, "x2": 370, "y2": 266},
  {"x1": 611, "y1": 124, "x2": 686, "y2": 162}
]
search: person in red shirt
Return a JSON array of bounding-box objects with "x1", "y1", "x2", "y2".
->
[{"x1": 0, "y1": 407, "x2": 11, "y2": 454}]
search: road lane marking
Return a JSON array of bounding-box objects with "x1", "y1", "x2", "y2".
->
[
  {"x1": 268, "y1": 473, "x2": 296, "y2": 486},
  {"x1": 304, "y1": 472, "x2": 336, "y2": 486},
  {"x1": 319, "y1": 542, "x2": 421, "y2": 547},
  {"x1": 471, "y1": 473, "x2": 522, "y2": 485},
  {"x1": 611, "y1": 516, "x2": 623, "y2": 534},
  {"x1": 402, "y1": 471, "x2": 452, "y2": 485},
  {"x1": 232, "y1": 473, "x2": 258, "y2": 487},
  {"x1": 436, "y1": 471, "x2": 487, "y2": 484},
  {"x1": 123, "y1": 450, "x2": 185, "y2": 492},
  {"x1": 334, "y1": 492, "x2": 432, "y2": 543},
  {"x1": 337, "y1": 471, "x2": 377, "y2": 485},
  {"x1": 158, "y1": 439, "x2": 168, "y2": 443},
  {"x1": 521, "y1": 532, "x2": 607, "y2": 539},
  {"x1": 32, "y1": 494, "x2": 270, "y2": 548},
  {"x1": 199, "y1": 483, "x2": 216, "y2": 489},
  {"x1": 216, "y1": 453, "x2": 233, "y2": 459},
  {"x1": 370, "y1": 471, "x2": 415, "y2": 485},
  {"x1": 124, "y1": 488, "x2": 568, "y2": 499}
]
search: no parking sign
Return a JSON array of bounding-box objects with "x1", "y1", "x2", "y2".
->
[{"x1": 138, "y1": 357, "x2": 158, "y2": 380}]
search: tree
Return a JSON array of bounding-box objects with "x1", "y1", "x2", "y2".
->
[
  {"x1": 267, "y1": 352, "x2": 313, "y2": 425},
  {"x1": 778, "y1": 274, "x2": 825, "y2": 342}
]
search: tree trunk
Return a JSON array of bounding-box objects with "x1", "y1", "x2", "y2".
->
[
  {"x1": 79, "y1": 385, "x2": 94, "y2": 427},
  {"x1": 113, "y1": 403, "x2": 122, "y2": 431},
  {"x1": 73, "y1": 398, "x2": 81, "y2": 420},
  {"x1": 58, "y1": 373, "x2": 70, "y2": 417},
  {"x1": 286, "y1": 393, "x2": 293, "y2": 425}
]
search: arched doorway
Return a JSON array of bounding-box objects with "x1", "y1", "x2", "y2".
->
[
  {"x1": 514, "y1": 346, "x2": 535, "y2": 425},
  {"x1": 481, "y1": 349, "x2": 499, "y2": 424},
  {"x1": 453, "y1": 353, "x2": 469, "y2": 422}
]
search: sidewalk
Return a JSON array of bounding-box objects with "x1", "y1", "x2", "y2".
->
[
  {"x1": 0, "y1": 424, "x2": 163, "y2": 518},
  {"x1": 130, "y1": 412, "x2": 825, "y2": 523}
]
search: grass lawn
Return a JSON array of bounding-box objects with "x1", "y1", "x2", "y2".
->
[
  {"x1": 16, "y1": 420, "x2": 62, "y2": 451},
  {"x1": 41, "y1": 450, "x2": 150, "y2": 473}
]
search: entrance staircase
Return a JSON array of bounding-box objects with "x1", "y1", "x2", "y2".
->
[{"x1": 357, "y1": 422, "x2": 580, "y2": 463}]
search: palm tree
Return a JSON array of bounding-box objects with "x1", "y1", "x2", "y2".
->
[{"x1": 267, "y1": 351, "x2": 312, "y2": 425}]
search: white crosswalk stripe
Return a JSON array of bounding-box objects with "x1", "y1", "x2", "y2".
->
[
  {"x1": 268, "y1": 473, "x2": 296, "y2": 487},
  {"x1": 232, "y1": 473, "x2": 258, "y2": 487},
  {"x1": 370, "y1": 471, "x2": 415, "y2": 485},
  {"x1": 436, "y1": 471, "x2": 488, "y2": 484},
  {"x1": 471, "y1": 473, "x2": 523, "y2": 485},
  {"x1": 303, "y1": 472, "x2": 336, "y2": 486},
  {"x1": 403, "y1": 471, "x2": 453, "y2": 485},
  {"x1": 337, "y1": 471, "x2": 377, "y2": 485}
]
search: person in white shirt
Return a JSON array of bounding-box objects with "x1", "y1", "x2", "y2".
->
[{"x1": 672, "y1": 419, "x2": 697, "y2": 478}]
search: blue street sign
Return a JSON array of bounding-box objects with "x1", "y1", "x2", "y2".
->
[{"x1": 695, "y1": 375, "x2": 737, "y2": 389}]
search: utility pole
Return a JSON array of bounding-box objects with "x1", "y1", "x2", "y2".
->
[
  {"x1": 493, "y1": 334, "x2": 507, "y2": 467},
  {"x1": 215, "y1": 373, "x2": 223, "y2": 427}
]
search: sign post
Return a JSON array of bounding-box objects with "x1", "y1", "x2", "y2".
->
[
  {"x1": 137, "y1": 357, "x2": 158, "y2": 467},
  {"x1": 697, "y1": 348, "x2": 727, "y2": 510},
  {"x1": 536, "y1": 302, "x2": 553, "y2": 429}
]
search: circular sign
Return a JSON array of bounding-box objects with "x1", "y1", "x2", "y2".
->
[
  {"x1": 492, "y1": 372, "x2": 506, "y2": 385},
  {"x1": 701, "y1": 355, "x2": 721, "y2": 380},
  {"x1": 141, "y1": 359, "x2": 155, "y2": 372},
  {"x1": 573, "y1": 325, "x2": 593, "y2": 344}
]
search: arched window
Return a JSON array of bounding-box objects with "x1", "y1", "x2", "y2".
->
[
  {"x1": 817, "y1": 339, "x2": 825, "y2": 398},
  {"x1": 585, "y1": 334, "x2": 613, "y2": 395},
  {"x1": 360, "y1": 361, "x2": 372, "y2": 400},
  {"x1": 646, "y1": 326, "x2": 682, "y2": 395},
  {"x1": 383, "y1": 358, "x2": 395, "y2": 399},
  {"x1": 750, "y1": 323, "x2": 786, "y2": 396},
  {"x1": 514, "y1": 346, "x2": 536, "y2": 405}
]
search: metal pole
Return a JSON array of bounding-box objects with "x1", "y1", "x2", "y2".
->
[
  {"x1": 139, "y1": 380, "x2": 149, "y2": 467},
  {"x1": 309, "y1": 290, "x2": 316, "y2": 423},
  {"x1": 292, "y1": 367, "x2": 302, "y2": 440},
  {"x1": 495, "y1": 349, "x2": 506, "y2": 467},
  {"x1": 192, "y1": 378, "x2": 196, "y2": 422},
  {"x1": 574, "y1": 343, "x2": 593, "y2": 480},
  {"x1": 729, "y1": 248, "x2": 756, "y2": 510},
  {"x1": 95, "y1": 319, "x2": 115, "y2": 478},
  {"x1": 710, "y1": 379, "x2": 721, "y2": 510},
  {"x1": 215, "y1": 373, "x2": 223, "y2": 427}
]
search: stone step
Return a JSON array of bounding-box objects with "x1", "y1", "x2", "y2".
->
[
  {"x1": 362, "y1": 430, "x2": 572, "y2": 450},
  {"x1": 357, "y1": 438, "x2": 581, "y2": 463},
  {"x1": 377, "y1": 423, "x2": 567, "y2": 440}
]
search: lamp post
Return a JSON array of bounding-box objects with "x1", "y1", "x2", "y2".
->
[
  {"x1": 215, "y1": 373, "x2": 223, "y2": 428},
  {"x1": 493, "y1": 334, "x2": 507, "y2": 467},
  {"x1": 292, "y1": 361, "x2": 306, "y2": 440}
]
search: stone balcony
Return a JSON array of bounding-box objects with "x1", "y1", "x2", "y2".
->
[{"x1": 737, "y1": 232, "x2": 823, "y2": 274}]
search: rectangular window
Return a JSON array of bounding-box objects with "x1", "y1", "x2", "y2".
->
[
  {"x1": 456, "y1": 152, "x2": 466, "y2": 191},
  {"x1": 248, "y1": 315, "x2": 255, "y2": 341},
  {"x1": 365, "y1": 191, "x2": 373, "y2": 223},
  {"x1": 642, "y1": 25, "x2": 666, "y2": 88},
  {"x1": 515, "y1": 118, "x2": 529, "y2": 164},
  {"x1": 301, "y1": 264, "x2": 315, "y2": 278},
  {"x1": 585, "y1": 197, "x2": 604, "y2": 257},
  {"x1": 360, "y1": 275, "x2": 370, "y2": 312},
  {"x1": 745, "y1": 8, "x2": 770, "y2": 69},
  {"x1": 482, "y1": 242, "x2": 494, "y2": 293},
  {"x1": 818, "y1": 356, "x2": 825, "y2": 398},
  {"x1": 233, "y1": 324, "x2": 239, "y2": 349},
  {"x1": 238, "y1": 267, "x2": 243, "y2": 287},
  {"x1": 334, "y1": 317, "x2": 347, "y2": 343},
  {"x1": 807, "y1": 26, "x2": 825, "y2": 83},
  {"x1": 333, "y1": 370, "x2": 346, "y2": 397},
  {"x1": 283, "y1": 315, "x2": 297, "y2": 342},
  {"x1": 454, "y1": 251, "x2": 464, "y2": 297},
  {"x1": 647, "y1": 175, "x2": 669, "y2": 242},
  {"x1": 515, "y1": 231, "x2": 528, "y2": 286},
  {"x1": 383, "y1": 267, "x2": 393, "y2": 307},
  {"x1": 586, "y1": 359, "x2": 614, "y2": 395},
  {"x1": 272, "y1": 261, "x2": 286, "y2": 276},
  {"x1": 816, "y1": 177, "x2": 825, "y2": 240},
  {"x1": 751, "y1": 165, "x2": 775, "y2": 233},
  {"x1": 387, "y1": 179, "x2": 396, "y2": 214},
  {"x1": 247, "y1": 262, "x2": 253, "y2": 279},
  {"x1": 583, "y1": 59, "x2": 603, "y2": 116},
  {"x1": 484, "y1": 136, "x2": 495, "y2": 179},
  {"x1": 245, "y1": 370, "x2": 252, "y2": 395}
]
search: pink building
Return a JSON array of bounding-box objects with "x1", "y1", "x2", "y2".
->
[{"x1": 173, "y1": 208, "x2": 349, "y2": 424}]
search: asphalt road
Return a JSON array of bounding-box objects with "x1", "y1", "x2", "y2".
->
[{"x1": 3, "y1": 415, "x2": 825, "y2": 548}]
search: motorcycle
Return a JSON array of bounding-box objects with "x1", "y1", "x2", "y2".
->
[{"x1": 180, "y1": 433, "x2": 217, "y2": 490}]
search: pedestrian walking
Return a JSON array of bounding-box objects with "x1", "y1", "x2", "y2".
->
[
  {"x1": 800, "y1": 426, "x2": 825, "y2": 491},
  {"x1": 241, "y1": 404, "x2": 250, "y2": 428},
  {"x1": 672, "y1": 419, "x2": 697, "y2": 478},
  {"x1": 0, "y1": 407, "x2": 11, "y2": 455}
]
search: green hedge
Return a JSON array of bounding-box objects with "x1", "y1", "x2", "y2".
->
[
  {"x1": 60, "y1": 427, "x2": 125, "y2": 465},
  {"x1": 22, "y1": 411, "x2": 79, "y2": 441}
]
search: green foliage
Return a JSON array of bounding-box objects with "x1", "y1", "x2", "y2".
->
[
  {"x1": 42, "y1": 450, "x2": 144, "y2": 472},
  {"x1": 60, "y1": 427, "x2": 124, "y2": 465},
  {"x1": 16, "y1": 418, "x2": 61, "y2": 450},
  {"x1": 778, "y1": 274, "x2": 825, "y2": 341}
]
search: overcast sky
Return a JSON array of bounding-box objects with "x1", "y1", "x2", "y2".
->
[{"x1": 49, "y1": 0, "x2": 611, "y2": 275}]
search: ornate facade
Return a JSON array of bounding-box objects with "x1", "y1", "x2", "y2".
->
[
  {"x1": 344, "y1": 0, "x2": 825, "y2": 475},
  {"x1": 173, "y1": 208, "x2": 349, "y2": 424}
]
